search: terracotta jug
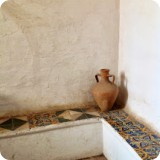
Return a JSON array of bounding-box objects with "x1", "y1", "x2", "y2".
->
[{"x1": 92, "y1": 69, "x2": 119, "y2": 112}]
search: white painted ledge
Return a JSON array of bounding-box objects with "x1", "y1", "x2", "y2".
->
[
  {"x1": 102, "y1": 119, "x2": 142, "y2": 160},
  {"x1": 0, "y1": 118, "x2": 159, "y2": 160},
  {"x1": 0, "y1": 118, "x2": 101, "y2": 139},
  {"x1": 0, "y1": 119, "x2": 103, "y2": 160}
]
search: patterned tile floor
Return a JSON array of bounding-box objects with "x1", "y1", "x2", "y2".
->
[{"x1": 0, "y1": 106, "x2": 160, "y2": 159}]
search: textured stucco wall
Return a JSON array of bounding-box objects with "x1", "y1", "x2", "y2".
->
[
  {"x1": 0, "y1": 0, "x2": 119, "y2": 116},
  {"x1": 119, "y1": 0, "x2": 160, "y2": 133},
  {"x1": 0, "y1": 122, "x2": 102, "y2": 160}
]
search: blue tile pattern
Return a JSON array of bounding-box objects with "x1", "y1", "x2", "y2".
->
[
  {"x1": 28, "y1": 107, "x2": 100, "y2": 128},
  {"x1": 0, "y1": 107, "x2": 160, "y2": 159},
  {"x1": 104, "y1": 110, "x2": 160, "y2": 159},
  {"x1": 28, "y1": 112, "x2": 59, "y2": 128}
]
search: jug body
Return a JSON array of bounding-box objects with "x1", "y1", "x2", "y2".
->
[{"x1": 92, "y1": 69, "x2": 119, "y2": 112}]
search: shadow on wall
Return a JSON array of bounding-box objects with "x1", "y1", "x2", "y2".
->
[{"x1": 113, "y1": 72, "x2": 128, "y2": 110}]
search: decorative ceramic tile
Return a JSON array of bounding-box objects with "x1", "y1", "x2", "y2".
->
[
  {"x1": 134, "y1": 149, "x2": 150, "y2": 160},
  {"x1": 70, "y1": 108, "x2": 83, "y2": 113},
  {"x1": 57, "y1": 110, "x2": 72, "y2": 120},
  {"x1": 104, "y1": 110, "x2": 160, "y2": 160},
  {"x1": 57, "y1": 110, "x2": 83, "y2": 121},
  {"x1": 55, "y1": 110, "x2": 65, "y2": 116},
  {"x1": 28, "y1": 112, "x2": 59, "y2": 128},
  {"x1": 151, "y1": 134, "x2": 160, "y2": 144},
  {"x1": 0, "y1": 118, "x2": 10, "y2": 124},
  {"x1": 0, "y1": 118, "x2": 11, "y2": 134},
  {"x1": 0, "y1": 117, "x2": 27, "y2": 131},
  {"x1": 0, "y1": 119, "x2": 13, "y2": 130},
  {"x1": 12, "y1": 118, "x2": 27, "y2": 130},
  {"x1": 56, "y1": 108, "x2": 87, "y2": 122},
  {"x1": 69, "y1": 110, "x2": 84, "y2": 120},
  {"x1": 82, "y1": 107, "x2": 101, "y2": 118},
  {"x1": 76, "y1": 114, "x2": 88, "y2": 120},
  {"x1": 0, "y1": 106, "x2": 160, "y2": 160},
  {"x1": 14, "y1": 116, "x2": 29, "y2": 131},
  {"x1": 58, "y1": 118, "x2": 71, "y2": 123}
]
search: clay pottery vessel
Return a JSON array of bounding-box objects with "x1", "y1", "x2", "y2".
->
[{"x1": 92, "y1": 69, "x2": 119, "y2": 112}]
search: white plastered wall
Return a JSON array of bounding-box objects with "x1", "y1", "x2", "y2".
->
[
  {"x1": 0, "y1": 121, "x2": 102, "y2": 160},
  {"x1": 1, "y1": 0, "x2": 160, "y2": 135},
  {"x1": 0, "y1": 0, "x2": 119, "y2": 117},
  {"x1": 118, "y1": 0, "x2": 160, "y2": 133}
]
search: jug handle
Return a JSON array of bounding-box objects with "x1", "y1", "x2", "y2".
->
[
  {"x1": 108, "y1": 75, "x2": 115, "y2": 84},
  {"x1": 95, "y1": 74, "x2": 100, "y2": 83}
]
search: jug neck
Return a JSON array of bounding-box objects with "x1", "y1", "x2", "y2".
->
[
  {"x1": 100, "y1": 69, "x2": 109, "y2": 81},
  {"x1": 101, "y1": 76, "x2": 110, "y2": 83},
  {"x1": 100, "y1": 69, "x2": 110, "y2": 82}
]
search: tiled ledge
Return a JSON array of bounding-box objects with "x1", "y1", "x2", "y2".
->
[
  {"x1": 0, "y1": 106, "x2": 160, "y2": 159},
  {"x1": 0, "y1": 107, "x2": 102, "y2": 138},
  {"x1": 104, "y1": 110, "x2": 160, "y2": 160}
]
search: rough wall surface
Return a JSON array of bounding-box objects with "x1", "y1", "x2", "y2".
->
[
  {"x1": 0, "y1": 122, "x2": 102, "y2": 160},
  {"x1": 119, "y1": 0, "x2": 160, "y2": 133},
  {"x1": 0, "y1": 0, "x2": 119, "y2": 116}
]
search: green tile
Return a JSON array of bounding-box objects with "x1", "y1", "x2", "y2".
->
[
  {"x1": 0, "y1": 118, "x2": 26, "y2": 131},
  {"x1": 0, "y1": 119, "x2": 13, "y2": 130},
  {"x1": 58, "y1": 118, "x2": 71, "y2": 123},
  {"x1": 85, "y1": 114, "x2": 98, "y2": 119},
  {"x1": 76, "y1": 114, "x2": 87, "y2": 120},
  {"x1": 12, "y1": 118, "x2": 27, "y2": 130},
  {"x1": 70, "y1": 108, "x2": 83, "y2": 113},
  {"x1": 56, "y1": 110, "x2": 65, "y2": 116}
]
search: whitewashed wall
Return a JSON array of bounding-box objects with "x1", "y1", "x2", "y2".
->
[
  {"x1": 0, "y1": 121, "x2": 102, "y2": 160},
  {"x1": 0, "y1": 0, "x2": 119, "y2": 116},
  {"x1": 119, "y1": 0, "x2": 160, "y2": 133}
]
